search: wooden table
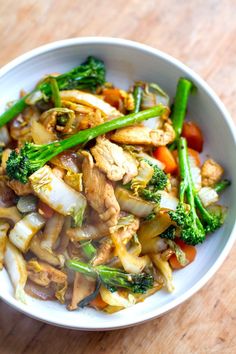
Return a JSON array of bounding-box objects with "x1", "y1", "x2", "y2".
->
[{"x1": 0, "y1": 1, "x2": 235, "y2": 353}]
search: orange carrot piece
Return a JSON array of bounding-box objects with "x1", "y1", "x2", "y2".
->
[{"x1": 153, "y1": 146, "x2": 178, "y2": 174}]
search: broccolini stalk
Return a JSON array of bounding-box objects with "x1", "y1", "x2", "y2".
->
[
  {"x1": 168, "y1": 137, "x2": 224, "y2": 245},
  {"x1": 0, "y1": 56, "x2": 105, "y2": 128},
  {"x1": 50, "y1": 77, "x2": 61, "y2": 108},
  {"x1": 169, "y1": 137, "x2": 205, "y2": 245},
  {"x1": 169, "y1": 78, "x2": 193, "y2": 150},
  {"x1": 132, "y1": 85, "x2": 143, "y2": 113},
  {"x1": 66, "y1": 259, "x2": 154, "y2": 294},
  {"x1": 6, "y1": 105, "x2": 167, "y2": 183},
  {"x1": 214, "y1": 179, "x2": 231, "y2": 193},
  {"x1": 80, "y1": 240, "x2": 97, "y2": 260}
]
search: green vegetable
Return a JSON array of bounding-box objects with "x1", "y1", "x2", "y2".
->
[
  {"x1": 144, "y1": 212, "x2": 156, "y2": 221},
  {"x1": 159, "y1": 225, "x2": 176, "y2": 240},
  {"x1": 66, "y1": 259, "x2": 153, "y2": 294},
  {"x1": 169, "y1": 78, "x2": 193, "y2": 150},
  {"x1": 214, "y1": 179, "x2": 231, "y2": 193},
  {"x1": 0, "y1": 56, "x2": 105, "y2": 128},
  {"x1": 50, "y1": 77, "x2": 61, "y2": 108},
  {"x1": 166, "y1": 239, "x2": 188, "y2": 267},
  {"x1": 0, "y1": 146, "x2": 3, "y2": 163},
  {"x1": 141, "y1": 82, "x2": 170, "y2": 109},
  {"x1": 148, "y1": 162, "x2": 168, "y2": 191},
  {"x1": 140, "y1": 189, "x2": 161, "y2": 205},
  {"x1": 80, "y1": 240, "x2": 97, "y2": 260},
  {"x1": 132, "y1": 85, "x2": 143, "y2": 113},
  {"x1": 128, "y1": 159, "x2": 167, "y2": 205},
  {"x1": 168, "y1": 138, "x2": 223, "y2": 245},
  {"x1": 6, "y1": 105, "x2": 167, "y2": 183}
]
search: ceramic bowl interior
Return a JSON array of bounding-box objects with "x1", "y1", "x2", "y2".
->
[{"x1": 0, "y1": 37, "x2": 235, "y2": 330}]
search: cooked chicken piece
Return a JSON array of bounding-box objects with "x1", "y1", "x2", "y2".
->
[
  {"x1": 27, "y1": 260, "x2": 67, "y2": 287},
  {"x1": 92, "y1": 238, "x2": 114, "y2": 266},
  {"x1": 110, "y1": 123, "x2": 175, "y2": 146},
  {"x1": 201, "y1": 159, "x2": 224, "y2": 187},
  {"x1": 68, "y1": 272, "x2": 96, "y2": 311},
  {"x1": 7, "y1": 180, "x2": 33, "y2": 196},
  {"x1": 82, "y1": 152, "x2": 120, "y2": 227},
  {"x1": 152, "y1": 123, "x2": 176, "y2": 146},
  {"x1": 79, "y1": 109, "x2": 104, "y2": 130},
  {"x1": 91, "y1": 136, "x2": 138, "y2": 183}
]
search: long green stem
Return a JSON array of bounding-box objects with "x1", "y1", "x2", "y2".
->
[
  {"x1": 48, "y1": 105, "x2": 167, "y2": 156},
  {"x1": 66, "y1": 259, "x2": 97, "y2": 278},
  {"x1": 0, "y1": 97, "x2": 29, "y2": 127},
  {"x1": 178, "y1": 138, "x2": 197, "y2": 213},
  {"x1": 50, "y1": 77, "x2": 61, "y2": 108},
  {"x1": 0, "y1": 56, "x2": 105, "y2": 128},
  {"x1": 214, "y1": 179, "x2": 231, "y2": 193},
  {"x1": 132, "y1": 85, "x2": 143, "y2": 113},
  {"x1": 80, "y1": 241, "x2": 97, "y2": 260},
  {"x1": 169, "y1": 78, "x2": 193, "y2": 150}
]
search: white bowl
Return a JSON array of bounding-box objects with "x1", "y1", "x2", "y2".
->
[{"x1": 0, "y1": 37, "x2": 235, "y2": 330}]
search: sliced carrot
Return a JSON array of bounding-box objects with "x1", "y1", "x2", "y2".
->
[
  {"x1": 38, "y1": 200, "x2": 54, "y2": 219},
  {"x1": 182, "y1": 121, "x2": 204, "y2": 152},
  {"x1": 153, "y1": 146, "x2": 178, "y2": 174},
  {"x1": 90, "y1": 293, "x2": 107, "y2": 310},
  {"x1": 169, "y1": 239, "x2": 197, "y2": 269},
  {"x1": 102, "y1": 88, "x2": 121, "y2": 109}
]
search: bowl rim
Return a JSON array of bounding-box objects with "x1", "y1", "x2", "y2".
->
[{"x1": 0, "y1": 36, "x2": 235, "y2": 330}]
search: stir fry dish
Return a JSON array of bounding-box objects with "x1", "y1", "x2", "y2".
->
[{"x1": 0, "y1": 56, "x2": 230, "y2": 313}]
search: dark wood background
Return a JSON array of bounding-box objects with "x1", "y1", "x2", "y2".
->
[{"x1": 0, "y1": 1, "x2": 235, "y2": 353}]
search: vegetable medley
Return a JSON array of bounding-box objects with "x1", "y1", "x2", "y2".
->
[{"x1": 0, "y1": 56, "x2": 230, "y2": 312}]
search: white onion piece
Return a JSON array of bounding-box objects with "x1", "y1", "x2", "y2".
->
[
  {"x1": 150, "y1": 253, "x2": 174, "y2": 292},
  {"x1": 9, "y1": 212, "x2": 45, "y2": 253},
  {"x1": 4, "y1": 240, "x2": 27, "y2": 303},
  {"x1": 159, "y1": 191, "x2": 179, "y2": 211},
  {"x1": 0, "y1": 222, "x2": 9, "y2": 269},
  {"x1": 198, "y1": 187, "x2": 219, "y2": 207},
  {"x1": 100, "y1": 286, "x2": 136, "y2": 308},
  {"x1": 0, "y1": 126, "x2": 10, "y2": 145},
  {"x1": 188, "y1": 154, "x2": 202, "y2": 191},
  {"x1": 30, "y1": 165, "x2": 87, "y2": 226},
  {"x1": 141, "y1": 236, "x2": 167, "y2": 255},
  {"x1": 115, "y1": 187, "x2": 153, "y2": 217},
  {"x1": 60, "y1": 90, "x2": 122, "y2": 118},
  {"x1": 30, "y1": 234, "x2": 64, "y2": 267},
  {"x1": 41, "y1": 213, "x2": 64, "y2": 252},
  {"x1": 111, "y1": 231, "x2": 150, "y2": 274}
]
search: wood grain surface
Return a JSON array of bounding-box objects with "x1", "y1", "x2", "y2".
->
[{"x1": 0, "y1": 1, "x2": 235, "y2": 353}]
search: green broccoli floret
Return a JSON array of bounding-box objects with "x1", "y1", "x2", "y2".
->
[
  {"x1": 140, "y1": 188, "x2": 161, "y2": 204},
  {"x1": 66, "y1": 259, "x2": 154, "y2": 294},
  {"x1": 148, "y1": 162, "x2": 168, "y2": 190},
  {"x1": 168, "y1": 138, "x2": 223, "y2": 246},
  {"x1": 159, "y1": 225, "x2": 176, "y2": 240},
  {"x1": 169, "y1": 203, "x2": 205, "y2": 245},
  {"x1": 145, "y1": 212, "x2": 156, "y2": 221}
]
